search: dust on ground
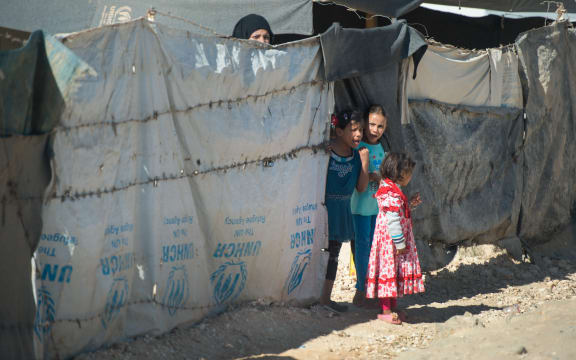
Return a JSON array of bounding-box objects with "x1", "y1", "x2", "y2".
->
[{"x1": 76, "y1": 243, "x2": 576, "y2": 360}]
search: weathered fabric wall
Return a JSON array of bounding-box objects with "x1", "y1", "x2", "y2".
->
[
  {"x1": 32, "y1": 19, "x2": 331, "y2": 359},
  {"x1": 405, "y1": 44, "x2": 522, "y2": 112},
  {"x1": 0, "y1": 0, "x2": 312, "y2": 36},
  {"x1": 0, "y1": 30, "x2": 91, "y2": 360},
  {"x1": 0, "y1": 135, "x2": 51, "y2": 360},
  {"x1": 516, "y1": 22, "x2": 576, "y2": 245},
  {"x1": 404, "y1": 101, "x2": 523, "y2": 247},
  {"x1": 320, "y1": 20, "x2": 428, "y2": 152}
]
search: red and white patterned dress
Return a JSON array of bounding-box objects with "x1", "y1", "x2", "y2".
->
[{"x1": 365, "y1": 179, "x2": 425, "y2": 298}]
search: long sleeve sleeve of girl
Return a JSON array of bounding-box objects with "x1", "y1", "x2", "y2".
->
[{"x1": 386, "y1": 211, "x2": 406, "y2": 250}]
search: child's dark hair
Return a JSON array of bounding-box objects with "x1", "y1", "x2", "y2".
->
[
  {"x1": 331, "y1": 110, "x2": 363, "y2": 130},
  {"x1": 366, "y1": 104, "x2": 387, "y2": 122},
  {"x1": 380, "y1": 152, "x2": 416, "y2": 183}
]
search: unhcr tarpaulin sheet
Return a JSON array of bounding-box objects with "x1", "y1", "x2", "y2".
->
[
  {"x1": 0, "y1": 0, "x2": 312, "y2": 36},
  {"x1": 33, "y1": 19, "x2": 331, "y2": 358}
]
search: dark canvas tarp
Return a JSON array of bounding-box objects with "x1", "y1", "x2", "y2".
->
[
  {"x1": 516, "y1": 22, "x2": 576, "y2": 245},
  {"x1": 0, "y1": 30, "x2": 94, "y2": 359},
  {"x1": 422, "y1": 0, "x2": 576, "y2": 13},
  {"x1": 329, "y1": 0, "x2": 424, "y2": 18},
  {"x1": 0, "y1": 31, "x2": 63, "y2": 135},
  {"x1": 404, "y1": 101, "x2": 523, "y2": 247},
  {"x1": 0, "y1": 134, "x2": 51, "y2": 360},
  {"x1": 0, "y1": 0, "x2": 312, "y2": 36},
  {"x1": 319, "y1": 20, "x2": 427, "y2": 153},
  {"x1": 0, "y1": 31, "x2": 58, "y2": 360},
  {"x1": 320, "y1": 21, "x2": 427, "y2": 82}
]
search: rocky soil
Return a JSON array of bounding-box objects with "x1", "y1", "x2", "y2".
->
[{"x1": 76, "y1": 243, "x2": 576, "y2": 360}]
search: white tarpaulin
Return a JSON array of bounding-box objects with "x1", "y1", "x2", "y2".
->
[
  {"x1": 33, "y1": 18, "x2": 332, "y2": 358},
  {"x1": 401, "y1": 43, "x2": 523, "y2": 123}
]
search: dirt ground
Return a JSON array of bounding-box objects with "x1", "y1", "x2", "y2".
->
[{"x1": 76, "y1": 243, "x2": 576, "y2": 360}]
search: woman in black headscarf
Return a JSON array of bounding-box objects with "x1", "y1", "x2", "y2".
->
[{"x1": 232, "y1": 14, "x2": 274, "y2": 44}]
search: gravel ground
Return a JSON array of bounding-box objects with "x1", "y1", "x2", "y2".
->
[{"x1": 75, "y1": 243, "x2": 576, "y2": 360}]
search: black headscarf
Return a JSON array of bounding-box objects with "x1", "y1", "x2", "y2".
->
[{"x1": 232, "y1": 14, "x2": 274, "y2": 42}]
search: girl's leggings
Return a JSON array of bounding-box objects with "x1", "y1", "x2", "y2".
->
[
  {"x1": 325, "y1": 240, "x2": 342, "y2": 281},
  {"x1": 353, "y1": 214, "x2": 377, "y2": 292},
  {"x1": 379, "y1": 297, "x2": 397, "y2": 312}
]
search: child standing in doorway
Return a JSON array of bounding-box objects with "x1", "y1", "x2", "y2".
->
[
  {"x1": 351, "y1": 105, "x2": 388, "y2": 308},
  {"x1": 320, "y1": 110, "x2": 369, "y2": 313},
  {"x1": 366, "y1": 152, "x2": 424, "y2": 324}
]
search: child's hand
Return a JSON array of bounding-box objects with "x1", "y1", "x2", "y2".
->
[
  {"x1": 369, "y1": 172, "x2": 381, "y2": 183},
  {"x1": 409, "y1": 192, "x2": 422, "y2": 210},
  {"x1": 358, "y1": 147, "x2": 370, "y2": 165},
  {"x1": 396, "y1": 247, "x2": 408, "y2": 255}
]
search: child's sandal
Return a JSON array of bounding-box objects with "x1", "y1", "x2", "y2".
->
[{"x1": 377, "y1": 313, "x2": 402, "y2": 325}]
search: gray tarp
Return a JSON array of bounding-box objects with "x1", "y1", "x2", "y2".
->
[
  {"x1": 404, "y1": 101, "x2": 523, "y2": 247},
  {"x1": 320, "y1": 21, "x2": 427, "y2": 82},
  {"x1": 0, "y1": 32, "x2": 63, "y2": 135},
  {"x1": 0, "y1": 0, "x2": 312, "y2": 36},
  {"x1": 0, "y1": 30, "x2": 95, "y2": 359},
  {"x1": 329, "y1": 0, "x2": 424, "y2": 18},
  {"x1": 0, "y1": 32, "x2": 62, "y2": 359},
  {"x1": 319, "y1": 20, "x2": 427, "y2": 153},
  {"x1": 0, "y1": 135, "x2": 51, "y2": 360},
  {"x1": 516, "y1": 22, "x2": 576, "y2": 244}
]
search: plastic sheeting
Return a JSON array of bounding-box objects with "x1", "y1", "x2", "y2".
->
[
  {"x1": 0, "y1": 30, "x2": 91, "y2": 359},
  {"x1": 403, "y1": 101, "x2": 523, "y2": 247},
  {"x1": 0, "y1": 0, "x2": 312, "y2": 36},
  {"x1": 405, "y1": 44, "x2": 523, "y2": 111},
  {"x1": 0, "y1": 32, "x2": 60, "y2": 135},
  {"x1": 320, "y1": 21, "x2": 427, "y2": 82},
  {"x1": 0, "y1": 135, "x2": 51, "y2": 360},
  {"x1": 516, "y1": 22, "x2": 576, "y2": 244},
  {"x1": 32, "y1": 19, "x2": 332, "y2": 358}
]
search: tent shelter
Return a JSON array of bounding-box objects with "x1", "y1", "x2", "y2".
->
[{"x1": 1, "y1": 1, "x2": 576, "y2": 359}]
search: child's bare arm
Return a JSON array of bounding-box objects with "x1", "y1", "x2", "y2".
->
[{"x1": 356, "y1": 147, "x2": 370, "y2": 192}]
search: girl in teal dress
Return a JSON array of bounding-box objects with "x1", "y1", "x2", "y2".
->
[{"x1": 320, "y1": 110, "x2": 369, "y2": 313}]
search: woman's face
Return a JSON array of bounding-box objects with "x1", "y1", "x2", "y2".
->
[{"x1": 249, "y1": 29, "x2": 271, "y2": 44}]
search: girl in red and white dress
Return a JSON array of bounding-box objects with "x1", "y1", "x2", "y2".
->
[{"x1": 365, "y1": 152, "x2": 425, "y2": 324}]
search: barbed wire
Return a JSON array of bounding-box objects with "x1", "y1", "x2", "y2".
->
[
  {"x1": 147, "y1": 8, "x2": 228, "y2": 37},
  {"x1": 49, "y1": 142, "x2": 328, "y2": 202},
  {"x1": 56, "y1": 80, "x2": 322, "y2": 132},
  {"x1": 313, "y1": 1, "x2": 393, "y2": 23}
]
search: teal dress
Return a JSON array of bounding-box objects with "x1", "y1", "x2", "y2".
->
[{"x1": 325, "y1": 149, "x2": 361, "y2": 242}]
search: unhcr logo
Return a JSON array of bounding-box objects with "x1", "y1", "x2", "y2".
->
[{"x1": 99, "y1": 5, "x2": 133, "y2": 26}]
